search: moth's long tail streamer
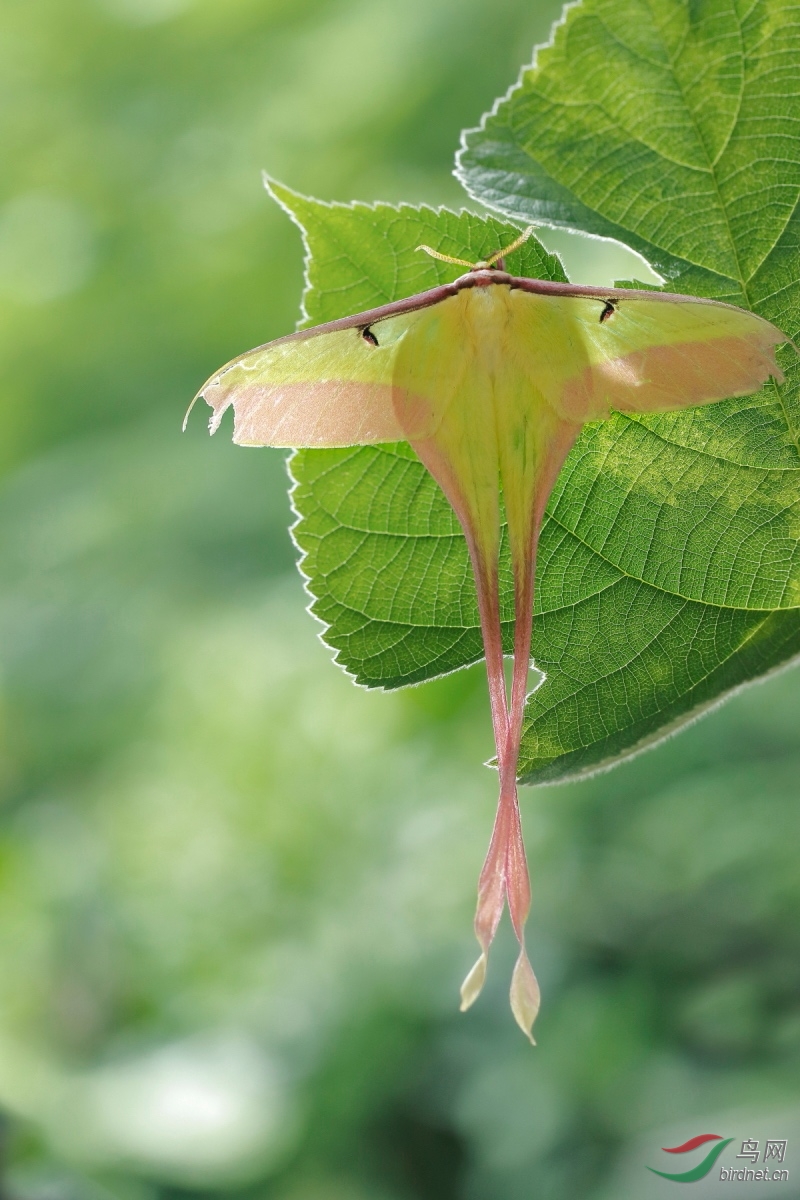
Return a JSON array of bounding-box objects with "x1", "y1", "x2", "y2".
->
[
  {"x1": 458, "y1": 526, "x2": 541, "y2": 1043},
  {"x1": 503, "y1": 528, "x2": 542, "y2": 1041}
]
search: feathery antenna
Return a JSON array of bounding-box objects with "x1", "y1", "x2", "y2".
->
[{"x1": 416, "y1": 226, "x2": 536, "y2": 271}]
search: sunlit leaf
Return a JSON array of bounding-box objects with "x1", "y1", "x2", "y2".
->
[{"x1": 284, "y1": 139, "x2": 800, "y2": 781}]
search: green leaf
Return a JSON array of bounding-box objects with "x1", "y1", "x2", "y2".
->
[
  {"x1": 279, "y1": 0, "x2": 800, "y2": 789},
  {"x1": 458, "y1": 0, "x2": 800, "y2": 298},
  {"x1": 452, "y1": 0, "x2": 800, "y2": 776},
  {"x1": 519, "y1": 588, "x2": 800, "y2": 783}
]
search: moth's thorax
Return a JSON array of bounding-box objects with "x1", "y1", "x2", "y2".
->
[
  {"x1": 454, "y1": 268, "x2": 513, "y2": 289},
  {"x1": 458, "y1": 284, "x2": 514, "y2": 377}
]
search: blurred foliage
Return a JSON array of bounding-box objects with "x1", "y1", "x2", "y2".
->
[{"x1": 1, "y1": 1, "x2": 800, "y2": 1198}]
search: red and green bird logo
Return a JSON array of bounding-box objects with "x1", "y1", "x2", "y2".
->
[{"x1": 647, "y1": 1134, "x2": 733, "y2": 1182}]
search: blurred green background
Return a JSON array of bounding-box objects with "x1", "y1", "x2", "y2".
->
[{"x1": 1, "y1": 1, "x2": 799, "y2": 1197}]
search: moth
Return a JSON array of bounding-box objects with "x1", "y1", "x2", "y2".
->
[{"x1": 191, "y1": 227, "x2": 786, "y2": 1041}]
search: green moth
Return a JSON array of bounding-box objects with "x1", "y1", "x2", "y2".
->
[{"x1": 192, "y1": 225, "x2": 786, "y2": 1042}]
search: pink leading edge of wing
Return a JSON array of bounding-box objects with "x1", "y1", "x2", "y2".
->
[{"x1": 560, "y1": 334, "x2": 784, "y2": 422}]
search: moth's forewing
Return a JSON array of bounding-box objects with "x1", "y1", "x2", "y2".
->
[
  {"x1": 196, "y1": 283, "x2": 461, "y2": 447},
  {"x1": 509, "y1": 288, "x2": 785, "y2": 423}
]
